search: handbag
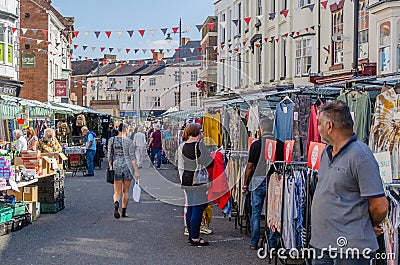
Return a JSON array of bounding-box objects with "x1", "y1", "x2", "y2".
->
[
  {"x1": 192, "y1": 142, "x2": 210, "y2": 185},
  {"x1": 132, "y1": 179, "x2": 141, "y2": 202},
  {"x1": 106, "y1": 168, "x2": 114, "y2": 184}
]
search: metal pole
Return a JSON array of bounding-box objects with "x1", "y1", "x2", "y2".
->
[
  {"x1": 353, "y1": 0, "x2": 359, "y2": 77},
  {"x1": 318, "y1": 0, "x2": 321, "y2": 74},
  {"x1": 138, "y1": 75, "x2": 141, "y2": 124},
  {"x1": 178, "y1": 18, "x2": 182, "y2": 111}
]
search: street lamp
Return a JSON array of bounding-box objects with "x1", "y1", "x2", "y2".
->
[{"x1": 166, "y1": 18, "x2": 182, "y2": 111}]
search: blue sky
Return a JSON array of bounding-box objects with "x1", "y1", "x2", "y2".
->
[{"x1": 52, "y1": 0, "x2": 215, "y2": 60}]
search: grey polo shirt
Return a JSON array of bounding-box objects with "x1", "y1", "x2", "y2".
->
[{"x1": 310, "y1": 135, "x2": 385, "y2": 252}]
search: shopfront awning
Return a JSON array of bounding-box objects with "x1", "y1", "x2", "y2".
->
[{"x1": 48, "y1": 102, "x2": 109, "y2": 116}]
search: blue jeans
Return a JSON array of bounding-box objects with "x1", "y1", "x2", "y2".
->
[
  {"x1": 250, "y1": 177, "x2": 266, "y2": 247},
  {"x1": 312, "y1": 248, "x2": 371, "y2": 265},
  {"x1": 185, "y1": 188, "x2": 208, "y2": 239},
  {"x1": 150, "y1": 147, "x2": 162, "y2": 168},
  {"x1": 86, "y1": 149, "x2": 95, "y2": 174}
]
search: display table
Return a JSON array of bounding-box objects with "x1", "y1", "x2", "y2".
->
[
  {"x1": 64, "y1": 147, "x2": 86, "y2": 177},
  {"x1": 0, "y1": 179, "x2": 38, "y2": 192}
]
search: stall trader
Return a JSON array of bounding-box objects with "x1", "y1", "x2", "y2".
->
[
  {"x1": 81, "y1": 126, "x2": 96, "y2": 177},
  {"x1": 13, "y1": 130, "x2": 27, "y2": 152},
  {"x1": 38, "y1": 128, "x2": 62, "y2": 153}
]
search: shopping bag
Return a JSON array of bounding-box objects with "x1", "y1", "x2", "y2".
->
[
  {"x1": 132, "y1": 180, "x2": 141, "y2": 202},
  {"x1": 106, "y1": 168, "x2": 114, "y2": 184},
  {"x1": 192, "y1": 142, "x2": 210, "y2": 185}
]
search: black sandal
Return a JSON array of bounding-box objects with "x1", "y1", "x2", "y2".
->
[{"x1": 190, "y1": 238, "x2": 209, "y2": 246}]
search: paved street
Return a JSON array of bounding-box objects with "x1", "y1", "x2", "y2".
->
[{"x1": 0, "y1": 158, "x2": 264, "y2": 265}]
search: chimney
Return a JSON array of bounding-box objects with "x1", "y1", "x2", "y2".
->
[
  {"x1": 181, "y1": 38, "x2": 191, "y2": 46},
  {"x1": 104, "y1": 54, "x2": 117, "y2": 62},
  {"x1": 153, "y1": 52, "x2": 164, "y2": 61}
]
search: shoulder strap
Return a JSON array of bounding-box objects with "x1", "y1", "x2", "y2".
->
[{"x1": 195, "y1": 142, "x2": 199, "y2": 166}]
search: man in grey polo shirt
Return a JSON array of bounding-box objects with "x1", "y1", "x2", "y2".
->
[{"x1": 311, "y1": 100, "x2": 388, "y2": 264}]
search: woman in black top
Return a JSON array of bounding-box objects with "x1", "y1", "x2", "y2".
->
[{"x1": 180, "y1": 123, "x2": 213, "y2": 246}]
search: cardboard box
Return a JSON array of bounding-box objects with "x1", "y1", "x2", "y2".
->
[
  {"x1": 41, "y1": 153, "x2": 68, "y2": 169},
  {"x1": 41, "y1": 157, "x2": 54, "y2": 175},
  {"x1": 25, "y1": 201, "x2": 40, "y2": 222},
  {"x1": 21, "y1": 150, "x2": 41, "y2": 158},
  {"x1": 7, "y1": 185, "x2": 38, "y2": 202}
]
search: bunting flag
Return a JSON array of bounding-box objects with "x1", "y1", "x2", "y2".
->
[
  {"x1": 244, "y1": 17, "x2": 251, "y2": 25},
  {"x1": 166, "y1": 49, "x2": 171, "y2": 53},
  {"x1": 32, "y1": 29, "x2": 38, "y2": 35},
  {"x1": 198, "y1": 47, "x2": 202, "y2": 52},
  {"x1": 311, "y1": 26, "x2": 315, "y2": 30},
  {"x1": 151, "y1": 49, "x2": 155, "y2": 53},
  {"x1": 308, "y1": 4, "x2": 315, "y2": 12},
  {"x1": 127, "y1": 30, "x2": 134, "y2": 37},
  {"x1": 172, "y1": 27, "x2": 179, "y2": 34},
  {"x1": 84, "y1": 31, "x2": 89, "y2": 37},
  {"x1": 269, "y1": 13, "x2": 276, "y2": 20},
  {"x1": 150, "y1": 29, "x2": 156, "y2": 36},
  {"x1": 296, "y1": 31, "x2": 300, "y2": 36},
  {"x1": 207, "y1": 23, "x2": 215, "y2": 31},
  {"x1": 27, "y1": 38, "x2": 32, "y2": 44},
  {"x1": 125, "y1": 48, "x2": 131, "y2": 54},
  {"x1": 18, "y1": 36, "x2": 22, "y2": 42},
  {"x1": 243, "y1": 41, "x2": 247, "y2": 46},
  {"x1": 295, "y1": 7, "x2": 302, "y2": 13},
  {"x1": 95, "y1": 31, "x2": 101, "y2": 38},
  {"x1": 305, "y1": 27, "x2": 309, "y2": 32},
  {"x1": 190, "y1": 48, "x2": 195, "y2": 53},
  {"x1": 100, "y1": 47, "x2": 105, "y2": 52},
  {"x1": 220, "y1": 21, "x2": 227, "y2": 29},
  {"x1": 335, "y1": 0, "x2": 340, "y2": 5},
  {"x1": 290, "y1": 32, "x2": 295, "y2": 38},
  {"x1": 56, "y1": 42, "x2": 61, "y2": 48},
  {"x1": 281, "y1": 10, "x2": 289, "y2": 18},
  {"x1": 196, "y1": 24, "x2": 203, "y2": 31},
  {"x1": 12, "y1": 27, "x2": 17, "y2": 33},
  {"x1": 116, "y1": 31, "x2": 123, "y2": 37},
  {"x1": 105, "y1": 31, "x2": 112, "y2": 38},
  {"x1": 138, "y1": 30, "x2": 145, "y2": 37},
  {"x1": 91, "y1": 47, "x2": 96, "y2": 51},
  {"x1": 264, "y1": 38, "x2": 268, "y2": 42},
  {"x1": 256, "y1": 15, "x2": 264, "y2": 21},
  {"x1": 42, "y1": 29, "x2": 48, "y2": 36},
  {"x1": 109, "y1": 48, "x2": 114, "y2": 53},
  {"x1": 134, "y1": 49, "x2": 139, "y2": 54},
  {"x1": 161, "y1": 28, "x2": 168, "y2": 35},
  {"x1": 83, "y1": 45, "x2": 88, "y2": 51},
  {"x1": 275, "y1": 38, "x2": 279, "y2": 43},
  {"x1": 321, "y1": 0, "x2": 328, "y2": 9},
  {"x1": 21, "y1": 28, "x2": 28, "y2": 35},
  {"x1": 74, "y1": 31, "x2": 79, "y2": 37},
  {"x1": 45, "y1": 41, "x2": 51, "y2": 46},
  {"x1": 232, "y1": 19, "x2": 239, "y2": 27},
  {"x1": 117, "y1": 48, "x2": 122, "y2": 53},
  {"x1": 159, "y1": 49, "x2": 163, "y2": 53},
  {"x1": 142, "y1": 49, "x2": 147, "y2": 54},
  {"x1": 175, "y1": 48, "x2": 179, "y2": 53},
  {"x1": 185, "y1": 25, "x2": 191, "y2": 33}
]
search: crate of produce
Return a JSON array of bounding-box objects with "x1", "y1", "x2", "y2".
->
[
  {"x1": 8, "y1": 202, "x2": 26, "y2": 217},
  {"x1": 0, "y1": 207, "x2": 12, "y2": 223}
]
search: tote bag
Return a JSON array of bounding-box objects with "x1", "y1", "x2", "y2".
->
[{"x1": 192, "y1": 142, "x2": 210, "y2": 185}]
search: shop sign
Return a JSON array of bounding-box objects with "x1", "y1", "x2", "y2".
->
[
  {"x1": 307, "y1": 142, "x2": 326, "y2": 170},
  {"x1": 120, "y1": 111, "x2": 138, "y2": 117},
  {"x1": 373, "y1": 152, "x2": 392, "y2": 183},
  {"x1": 0, "y1": 84, "x2": 19, "y2": 97},
  {"x1": 248, "y1": 137, "x2": 257, "y2": 151},
  {"x1": 22, "y1": 53, "x2": 36, "y2": 68},
  {"x1": 264, "y1": 139, "x2": 277, "y2": 162},
  {"x1": 284, "y1": 140, "x2": 295, "y2": 163},
  {"x1": 55, "y1": 80, "x2": 68, "y2": 97}
]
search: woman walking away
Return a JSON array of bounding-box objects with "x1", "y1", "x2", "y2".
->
[
  {"x1": 180, "y1": 123, "x2": 213, "y2": 246},
  {"x1": 108, "y1": 123, "x2": 140, "y2": 219},
  {"x1": 133, "y1": 127, "x2": 147, "y2": 168}
]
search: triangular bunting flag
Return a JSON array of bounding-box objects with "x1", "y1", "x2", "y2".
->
[
  {"x1": 161, "y1": 28, "x2": 168, "y2": 35},
  {"x1": 264, "y1": 38, "x2": 268, "y2": 42},
  {"x1": 311, "y1": 26, "x2": 315, "y2": 30},
  {"x1": 183, "y1": 58, "x2": 187, "y2": 62},
  {"x1": 172, "y1": 27, "x2": 179, "y2": 34},
  {"x1": 275, "y1": 38, "x2": 279, "y2": 43},
  {"x1": 269, "y1": 13, "x2": 276, "y2": 20},
  {"x1": 221, "y1": 44, "x2": 225, "y2": 50},
  {"x1": 105, "y1": 31, "x2": 112, "y2": 38},
  {"x1": 126, "y1": 48, "x2": 131, "y2": 54},
  {"x1": 18, "y1": 36, "x2": 22, "y2": 42},
  {"x1": 11, "y1": 27, "x2": 17, "y2": 33},
  {"x1": 95, "y1": 31, "x2": 101, "y2": 38},
  {"x1": 159, "y1": 49, "x2": 163, "y2": 54},
  {"x1": 335, "y1": 0, "x2": 340, "y2": 4},
  {"x1": 84, "y1": 31, "x2": 89, "y2": 37},
  {"x1": 295, "y1": 7, "x2": 302, "y2": 13},
  {"x1": 56, "y1": 42, "x2": 61, "y2": 48},
  {"x1": 256, "y1": 15, "x2": 264, "y2": 21},
  {"x1": 196, "y1": 24, "x2": 203, "y2": 32},
  {"x1": 308, "y1": 4, "x2": 315, "y2": 12},
  {"x1": 42, "y1": 29, "x2": 48, "y2": 36},
  {"x1": 134, "y1": 49, "x2": 139, "y2": 54},
  {"x1": 198, "y1": 47, "x2": 203, "y2": 52},
  {"x1": 290, "y1": 32, "x2": 295, "y2": 38},
  {"x1": 243, "y1": 41, "x2": 247, "y2": 46},
  {"x1": 281, "y1": 10, "x2": 289, "y2": 18},
  {"x1": 150, "y1": 29, "x2": 156, "y2": 36},
  {"x1": 305, "y1": 27, "x2": 309, "y2": 32},
  {"x1": 74, "y1": 31, "x2": 79, "y2": 37},
  {"x1": 127, "y1": 30, "x2": 134, "y2": 37},
  {"x1": 185, "y1": 25, "x2": 191, "y2": 33},
  {"x1": 32, "y1": 29, "x2": 38, "y2": 35},
  {"x1": 21, "y1": 28, "x2": 28, "y2": 35},
  {"x1": 138, "y1": 30, "x2": 145, "y2": 37},
  {"x1": 220, "y1": 21, "x2": 227, "y2": 29},
  {"x1": 83, "y1": 46, "x2": 88, "y2": 51},
  {"x1": 207, "y1": 23, "x2": 215, "y2": 31},
  {"x1": 27, "y1": 38, "x2": 33, "y2": 44},
  {"x1": 116, "y1": 31, "x2": 123, "y2": 37},
  {"x1": 109, "y1": 48, "x2": 114, "y2": 53},
  {"x1": 321, "y1": 0, "x2": 328, "y2": 8},
  {"x1": 296, "y1": 32, "x2": 300, "y2": 36},
  {"x1": 190, "y1": 48, "x2": 195, "y2": 53},
  {"x1": 45, "y1": 41, "x2": 51, "y2": 46},
  {"x1": 142, "y1": 49, "x2": 147, "y2": 54},
  {"x1": 151, "y1": 49, "x2": 155, "y2": 54},
  {"x1": 175, "y1": 48, "x2": 179, "y2": 53},
  {"x1": 117, "y1": 48, "x2": 122, "y2": 53},
  {"x1": 91, "y1": 47, "x2": 96, "y2": 51},
  {"x1": 74, "y1": 44, "x2": 79, "y2": 49},
  {"x1": 100, "y1": 47, "x2": 105, "y2": 52},
  {"x1": 232, "y1": 19, "x2": 239, "y2": 27},
  {"x1": 37, "y1": 39, "x2": 43, "y2": 44},
  {"x1": 244, "y1": 17, "x2": 251, "y2": 25}
]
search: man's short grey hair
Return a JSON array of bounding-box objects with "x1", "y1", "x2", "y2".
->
[
  {"x1": 319, "y1": 100, "x2": 354, "y2": 130},
  {"x1": 81, "y1": 126, "x2": 88, "y2": 131},
  {"x1": 13, "y1": 130, "x2": 23, "y2": 137},
  {"x1": 259, "y1": 117, "x2": 274, "y2": 133},
  {"x1": 44, "y1": 128, "x2": 55, "y2": 137}
]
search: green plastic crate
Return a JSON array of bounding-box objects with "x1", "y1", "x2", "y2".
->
[
  {"x1": 9, "y1": 203, "x2": 26, "y2": 217},
  {"x1": 0, "y1": 207, "x2": 13, "y2": 223},
  {"x1": 40, "y1": 201, "x2": 64, "y2": 214}
]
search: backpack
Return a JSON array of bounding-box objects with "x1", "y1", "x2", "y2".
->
[{"x1": 76, "y1": 114, "x2": 86, "y2": 126}]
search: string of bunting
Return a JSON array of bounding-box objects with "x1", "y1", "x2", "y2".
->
[{"x1": 11, "y1": 1, "x2": 365, "y2": 40}]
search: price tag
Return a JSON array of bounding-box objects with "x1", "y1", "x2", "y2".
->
[
  {"x1": 307, "y1": 142, "x2": 326, "y2": 170},
  {"x1": 293, "y1": 112, "x2": 299, "y2": 121},
  {"x1": 283, "y1": 107, "x2": 288, "y2": 114}
]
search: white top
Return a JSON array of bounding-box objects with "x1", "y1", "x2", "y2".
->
[
  {"x1": 133, "y1": 132, "x2": 147, "y2": 147},
  {"x1": 15, "y1": 136, "x2": 28, "y2": 152}
]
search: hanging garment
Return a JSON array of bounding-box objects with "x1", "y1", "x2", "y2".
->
[
  {"x1": 274, "y1": 101, "x2": 295, "y2": 142},
  {"x1": 306, "y1": 103, "x2": 322, "y2": 153},
  {"x1": 76, "y1": 114, "x2": 86, "y2": 127},
  {"x1": 203, "y1": 112, "x2": 222, "y2": 146},
  {"x1": 282, "y1": 175, "x2": 298, "y2": 249},
  {"x1": 293, "y1": 96, "x2": 312, "y2": 161},
  {"x1": 247, "y1": 104, "x2": 260, "y2": 137},
  {"x1": 207, "y1": 152, "x2": 231, "y2": 210},
  {"x1": 338, "y1": 90, "x2": 371, "y2": 144},
  {"x1": 229, "y1": 109, "x2": 241, "y2": 150},
  {"x1": 267, "y1": 172, "x2": 284, "y2": 232},
  {"x1": 369, "y1": 87, "x2": 400, "y2": 180}
]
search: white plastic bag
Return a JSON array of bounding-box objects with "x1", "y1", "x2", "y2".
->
[{"x1": 132, "y1": 180, "x2": 141, "y2": 202}]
